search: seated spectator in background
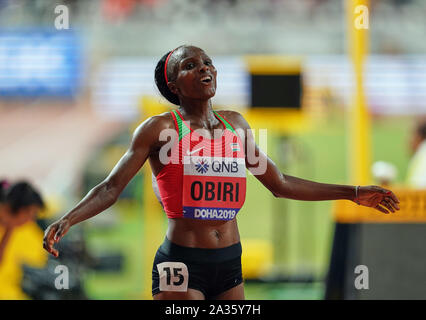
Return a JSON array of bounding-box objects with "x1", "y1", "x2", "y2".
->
[
  {"x1": 372, "y1": 161, "x2": 398, "y2": 187},
  {"x1": 0, "y1": 180, "x2": 47, "y2": 299},
  {"x1": 407, "y1": 120, "x2": 426, "y2": 188}
]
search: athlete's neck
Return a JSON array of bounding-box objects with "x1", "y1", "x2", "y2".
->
[{"x1": 178, "y1": 99, "x2": 216, "y2": 125}]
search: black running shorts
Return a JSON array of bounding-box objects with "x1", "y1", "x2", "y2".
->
[{"x1": 152, "y1": 237, "x2": 243, "y2": 299}]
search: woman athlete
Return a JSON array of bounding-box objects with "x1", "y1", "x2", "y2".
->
[{"x1": 43, "y1": 45, "x2": 400, "y2": 300}]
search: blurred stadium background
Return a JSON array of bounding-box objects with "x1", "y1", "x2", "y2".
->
[{"x1": 0, "y1": 0, "x2": 424, "y2": 300}]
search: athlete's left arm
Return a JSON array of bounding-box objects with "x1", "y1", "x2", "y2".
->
[{"x1": 221, "y1": 111, "x2": 400, "y2": 214}]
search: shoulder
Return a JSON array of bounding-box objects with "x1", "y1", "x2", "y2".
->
[
  {"x1": 136, "y1": 111, "x2": 175, "y2": 132},
  {"x1": 133, "y1": 111, "x2": 175, "y2": 140},
  {"x1": 216, "y1": 110, "x2": 251, "y2": 131},
  {"x1": 128, "y1": 111, "x2": 177, "y2": 151}
]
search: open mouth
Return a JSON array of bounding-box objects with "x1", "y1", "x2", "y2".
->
[{"x1": 200, "y1": 75, "x2": 212, "y2": 84}]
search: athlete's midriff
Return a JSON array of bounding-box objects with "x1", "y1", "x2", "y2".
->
[{"x1": 166, "y1": 217, "x2": 240, "y2": 248}]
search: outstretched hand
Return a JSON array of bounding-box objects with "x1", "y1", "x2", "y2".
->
[
  {"x1": 355, "y1": 185, "x2": 400, "y2": 214},
  {"x1": 43, "y1": 218, "x2": 71, "y2": 257}
]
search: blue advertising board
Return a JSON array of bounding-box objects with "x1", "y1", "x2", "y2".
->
[{"x1": 0, "y1": 29, "x2": 82, "y2": 98}]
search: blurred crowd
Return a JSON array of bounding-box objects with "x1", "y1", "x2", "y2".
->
[{"x1": 0, "y1": 0, "x2": 425, "y2": 55}]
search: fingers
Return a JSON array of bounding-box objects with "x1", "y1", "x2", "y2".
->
[
  {"x1": 386, "y1": 190, "x2": 400, "y2": 205},
  {"x1": 381, "y1": 188, "x2": 399, "y2": 203},
  {"x1": 43, "y1": 225, "x2": 59, "y2": 257},
  {"x1": 380, "y1": 199, "x2": 395, "y2": 213},
  {"x1": 50, "y1": 247, "x2": 59, "y2": 258},
  {"x1": 43, "y1": 237, "x2": 59, "y2": 257},
  {"x1": 375, "y1": 204, "x2": 389, "y2": 214},
  {"x1": 375, "y1": 188, "x2": 400, "y2": 213},
  {"x1": 360, "y1": 186, "x2": 400, "y2": 215},
  {"x1": 54, "y1": 224, "x2": 64, "y2": 242},
  {"x1": 380, "y1": 188, "x2": 400, "y2": 212},
  {"x1": 385, "y1": 196, "x2": 400, "y2": 211}
]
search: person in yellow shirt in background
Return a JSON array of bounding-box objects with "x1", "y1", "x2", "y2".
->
[
  {"x1": 0, "y1": 180, "x2": 46, "y2": 299},
  {"x1": 407, "y1": 120, "x2": 426, "y2": 188}
]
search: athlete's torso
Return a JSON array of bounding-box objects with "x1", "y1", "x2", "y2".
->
[{"x1": 148, "y1": 109, "x2": 246, "y2": 248}]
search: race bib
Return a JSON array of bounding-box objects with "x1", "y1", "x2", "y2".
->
[
  {"x1": 182, "y1": 156, "x2": 246, "y2": 220},
  {"x1": 157, "y1": 262, "x2": 189, "y2": 292}
]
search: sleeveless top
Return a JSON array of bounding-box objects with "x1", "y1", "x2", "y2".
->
[{"x1": 154, "y1": 109, "x2": 246, "y2": 220}]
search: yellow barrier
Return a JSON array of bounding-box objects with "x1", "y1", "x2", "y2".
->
[
  {"x1": 334, "y1": 188, "x2": 426, "y2": 223},
  {"x1": 244, "y1": 55, "x2": 302, "y2": 75},
  {"x1": 241, "y1": 238, "x2": 273, "y2": 279},
  {"x1": 241, "y1": 108, "x2": 309, "y2": 134}
]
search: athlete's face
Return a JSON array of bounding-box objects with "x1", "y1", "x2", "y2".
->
[{"x1": 167, "y1": 46, "x2": 217, "y2": 102}]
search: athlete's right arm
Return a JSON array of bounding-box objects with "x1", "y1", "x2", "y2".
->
[{"x1": 43, "y1": 115, "x2": 167, "y2": 257}]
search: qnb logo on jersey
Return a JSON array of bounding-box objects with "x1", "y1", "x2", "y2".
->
[
  {"x1": 195, "y1": 159, "x2": 209, "y2": 174},
  {"x1": 184, "y1": 156, "x2": 245, "y2": 178},
  {"x1": 211, "y1": 160, "x2": 239, "y2": 173}
]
